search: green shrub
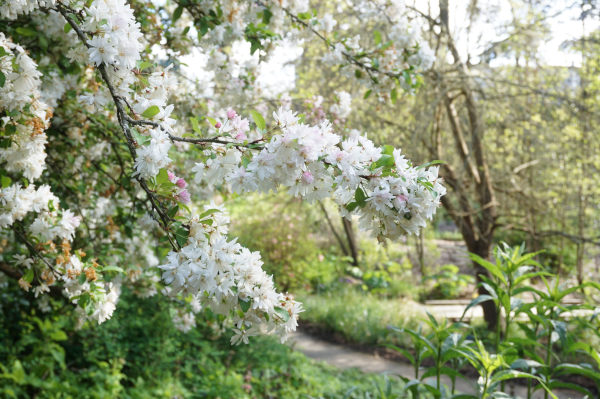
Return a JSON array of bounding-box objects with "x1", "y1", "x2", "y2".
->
[
  {"x1": 0, "y1": 283, "x2": 406, "y2": 398},
  {"x1": 421, "y1": 264, "x2": 475, "y2": 300},
  {"x1": 228, "y1": 193, "x2": 344, "y2": 291}
]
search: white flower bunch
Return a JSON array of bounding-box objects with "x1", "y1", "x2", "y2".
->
[
  {"x1": 159, "y1": 204, "x2": 302, "y2": 344},
  {"x1": 194, "y1": 108, "x2": 445, "y2": 239},
  {"x1": 85, "y1": 0, "x2": 143, "y2": 70},
  {"x1": 0, "y1": 184, "x2": 57, "y2": 228},
  {"x1": 0, "y1": 33, "x2": 52, "y2": 181},
  {"x1": 29, "y1": 209, "x2": 81, "y2": 242},
  {"x1": 61, "y1": 256, "x2": 122, "y2": 324},
  {"x1": 0, "y1": 0, "x2": 55, "y2": 20}
]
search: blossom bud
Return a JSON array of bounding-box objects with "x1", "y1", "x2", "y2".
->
[
  {"x1": 227, "y1": 109, "x2": 237, "y2": 119},
  {"x1": 215, "y1": 122, "x2": 222, "y2": 129},
  {"x1": 176, "y1": 178, "x2": 187, "y2": 189}
]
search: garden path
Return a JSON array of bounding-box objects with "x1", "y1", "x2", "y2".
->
[{"x1": 288, "y1": 331, "x2": 584, "y2": 399}]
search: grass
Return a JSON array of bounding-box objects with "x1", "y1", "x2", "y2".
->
[{"x1": 299, "y1": 287, "x2": 425, "y2": 348}]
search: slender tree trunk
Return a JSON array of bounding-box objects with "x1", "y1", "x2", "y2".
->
[
  {"x1": 417, "y1": 233, "x2": 425, "y2": 277},
  {"x1": 318, "y1": 201, "x2": 350, "y2": 257},
  {"x1": 342, "y1": 217, "x2": 359, "y2": 266}
]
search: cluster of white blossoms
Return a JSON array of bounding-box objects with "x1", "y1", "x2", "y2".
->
[
  {"x1": 0, "y1": 33, "x2": 51, "y2": 181},
  {"x1": 194, "y1": 108, "x2": 446, "y2": 239},
  {"x1": 320, "y1": 0, "x2": 434, "y2": 94},
  {"x1": 0, "y1": 23, "x2": 121, "y2": 324},
  {"x1": 0, "y1": 184, "x2": 57, "y2": 228},
  {"x1": 160, "y1": 204, "x2": 302, "y2": 344},
  {"x1": 85, "y1": 0, "x2": 144, "y2": 70},
  {"x1": 73, "y1": 0, "x2": 177, "y2": 180},
  {"x1": 0, "y1": 0, "x2": 55, "y2": 20},
  {"x1": 61, "y1": 255, "x2": 122, "y2": 325},
  {"x1": 0, "y1": 0, "x2": 444, "y2": 341}
]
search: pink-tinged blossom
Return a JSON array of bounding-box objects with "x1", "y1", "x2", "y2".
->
[
  {"x1": 227, "y1": 108, "x2": 237, "y2": 119},
  {"x1": 177, "y1": 189, "x2": 191, "y2": 204},
  {"x1": 301, "y1": 170, "x2": 314, "y2": 184},
  {"x1": 176, "y1": 178, "x2": 187, "y2": 189}
]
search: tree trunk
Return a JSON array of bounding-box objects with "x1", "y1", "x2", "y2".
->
[
  {"x1": 342, "y1": 217, "x2": 359, "y2": 266},
  {"x1": 417, "y1": 233, "x2": 425, "y2": 277},
  {"x1": 464, "y1": 237, "x2": 498, "y2": 330},
  {"x1": 318, "y1": 201, "x2": 350, "y2": 257}
]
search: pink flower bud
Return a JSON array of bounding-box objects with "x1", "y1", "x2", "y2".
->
[
  {"x1": 215, "y1": 122, "x2": 222, "y2": 128},
  {"x1": 227, "y1": 109, "x2": 237, "y2": 119},
  {"x1": 302, "y1": 170, "x2": 314, "y2": 184},
  {"x1": 176, "y1": 178, "x2": 187, "y2": 189},
  {"x1": 177, "y1": 190, "x2": 191, "y2": 204},
  {"x1": 167, "y1": 171, "x2": 176, "y2": 182}
]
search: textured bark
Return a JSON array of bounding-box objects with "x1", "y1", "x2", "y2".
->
[{"x1": 435, "y1": 0, "x2": 499, "y2": 329}]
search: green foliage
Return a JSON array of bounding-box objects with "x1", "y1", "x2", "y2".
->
[
  {"x1": 421, "y1": 264, "x2": 475, "y2": 300},
  {"x1": 0, "y1": 285, "x2": 407, "y2": 398},
  {"x1": 390, "y1": 244, "x2": 600, "y2": 399},
  {"x1": 228, "y1": 193, "x2": 343, "y2": 291}
]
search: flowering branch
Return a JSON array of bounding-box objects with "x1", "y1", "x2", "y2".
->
[{"x1": 56, "y1": 2, "x2": 178, "y2": 249}]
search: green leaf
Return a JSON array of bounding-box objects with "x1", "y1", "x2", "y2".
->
[
  {"x1": 156, "y1": 168, "x2": 172, "y2": 186},
  {"x1": 238, "y1": 298, "x2": 251, "y2": 313},
  {"x1": 189, "y1": 116, "x2": 202, "y2": 134},
  {"x1": 206, "y1": 116, "x2": 218, "y2": 127},
  {"x1": 249, "y1": 110, "x2": 266, "y2": 131},
  {"x1": 102, "y1": 266, "x2": 123, "y2": 274},
  {"x1": 23, "y1": 269, "x2": 34, "y2": 283},
  {"x1": 461, "y1": 295, "x2": 493, "y2": 321},
  {"x1": 172, "y1": 6, "x2": 184, "y2": 23},
  {"x1": 470, "y1": 253, "x2": 507, "y2": 284},
  {"x1": 363, "y1": 89, "x2": 372, "y2": 99},
  {"x1": 11, "y1": 360, "x2": 25, "y2": 384},
  {"x1": 390, "y1": 87, "x2": 397, "y2": 104},
  {"x1": 274, "y1": 306, "x2": 290, "y2": 322},
  {"x1": 373, "y1": 30, "x2": 382, "y2": 45},
  {"x1": 16, "y1": 27, "x2": 37, "y2": 37},
  {"x1": 0, "y1": 70, "x2": 5, "y2": 88},
  {"x1": 49, "y1": 330, "x2": 68, "y2": 341},
  {"x1": 416, "y1": 160, "x2": 445, "y2": 169},
  {"x1": 1, "y1": 175, "x2": 11, "y2": 188},
  {"x1": 355, "y1": 187, "x2": 367, "y2": 207},
  {"x1": 374, "y1": 154, "x2": 395, "y2": 168},
  {"x1": 382, "y1": 144, "x2": 394, "y2": 156},
  {"x1": 64, "y1": 22, "x2": 73, "y2": 33},
  {"x1": 131, "y1": 129, "x2": 150, "y2": 146},
  {"x1": 0, "y1": 47, "x2": 7, "y2": 57},
  {"x1": 168, "y1": 205, "x2": 179, "y2": 219},
  {"x1": 174, "y1": 226, "x2": 189, "y2": 247},
  {"x1": 345, "y1": 202, "x2": 358, "y2": 212},
  {"x1": 199, "y1": 208, "x2": 221, "y2": 219},
  {"x1": 137, "y1": 60, "x2": 153, "y2": 71},
  {"x1": 141, "y1": 105, "x2": 160, "y2": 118},
  {"x1": 262, "y1": 8, "x2": 273, "y2": 24}
]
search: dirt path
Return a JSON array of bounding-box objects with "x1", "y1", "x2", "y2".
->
[{"x1": 287, "y1": 331, "x2": 583, "y2": 399}]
